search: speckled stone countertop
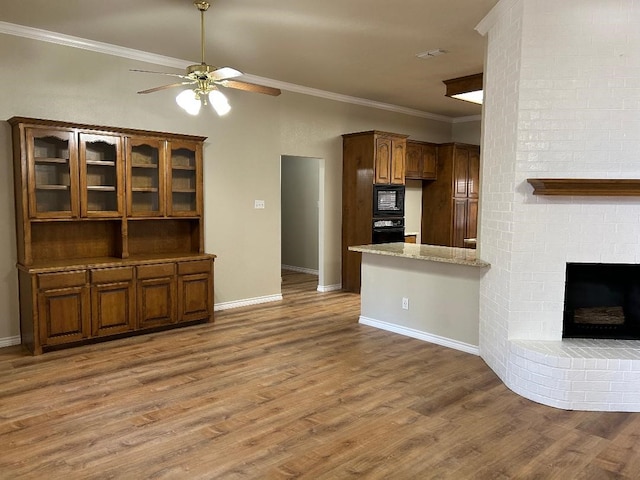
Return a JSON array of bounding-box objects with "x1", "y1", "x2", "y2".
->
[{"x1": 349, "y1": 242, "x2": 490, "y2": 268}]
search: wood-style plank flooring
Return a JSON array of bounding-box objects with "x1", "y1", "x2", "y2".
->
[{"x1": 1, "y1": 269, "x2": 640, "y2": 479}]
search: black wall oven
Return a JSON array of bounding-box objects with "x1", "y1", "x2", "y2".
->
[
  {"x1": 372, "y1": 217, "x2": 405, "y2": 244},
  {"x1": 373, "y1": 185, "x2": 405, "y2": 217}
]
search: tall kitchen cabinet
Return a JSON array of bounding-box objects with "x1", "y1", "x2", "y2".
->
[
  {"x1": 10, "y1": 117, "x2": 215, "y2": 354},
  {"x1": 341, "y1": 131, "x2": 408, "y2": 293},
  {"x1": 421, "y1": 143, "x2": 479, "y2": 248}
]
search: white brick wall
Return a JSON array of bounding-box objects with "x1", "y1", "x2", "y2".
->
[{"x1": 477, "y1": 0, "x2": 640, "y2": 411}]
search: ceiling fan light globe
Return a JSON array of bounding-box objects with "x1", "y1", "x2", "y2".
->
[
  {"x1": 176, "y1": 89, "x2": 201, "y2": 115},
  {"x1": 209, "y1": 90, "x2": 231, "y2": 116}
]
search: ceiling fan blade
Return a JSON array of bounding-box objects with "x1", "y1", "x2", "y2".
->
[
  {"x1": 209, "y1": 67, "x2": 243, "y2": 81},
  {"x1": 219, "y1": 80, "x2": 282, "y2": 96},
  {"x1": 130, "y1": 69, "x2": 190, "y2": 79},
  {"x1": 137, "y1": 82, "x2": 193, "y2": 94}
]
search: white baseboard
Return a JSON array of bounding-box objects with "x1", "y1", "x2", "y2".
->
[
  {"x1": 214, "y1": 294, "x2": 283, "y2": 311},
  {"x1": 0, "y1": 335, "x2": 21, "y2": 348},
  {"x1": 281, "y1": 264, "x2": 319, "y2": 276},
  {"x1": 317, "y1": 284, "x2": 342, "y2": 293},
  {"x1": 359, "y1": 316, "x2": 479, "y2": 356}
]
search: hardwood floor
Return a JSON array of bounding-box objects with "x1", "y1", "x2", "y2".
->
[{"x1": 1, "y1": 269, "x2": 640, "y2": 479}]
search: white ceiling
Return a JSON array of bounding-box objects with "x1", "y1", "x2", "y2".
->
[{"x1": 0, "y1": 0, "x2": 498, "y2": 119}]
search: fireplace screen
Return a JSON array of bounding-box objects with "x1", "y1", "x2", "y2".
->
[{"x1": 563, "y1": 263, "x2": 640, "y2": 339}]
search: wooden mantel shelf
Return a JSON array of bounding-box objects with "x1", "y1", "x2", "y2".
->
[{"x1": 527, "y1": 178, "x2": 640, "y2": 196}]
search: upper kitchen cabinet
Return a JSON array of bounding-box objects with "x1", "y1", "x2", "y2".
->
[
  {"x1": 374, "y1": 132, "x2": 407, "y2": 185},
  {"x1": 405, "y1": 140, "x2": 437, "y2": 180},
  {"x1": 421, "y1": 143, "x2": 480, "y2": 249}
]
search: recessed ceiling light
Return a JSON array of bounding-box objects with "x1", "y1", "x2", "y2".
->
[{"x1": 416, "y1": 49, "x2": 448, "y2": 59}]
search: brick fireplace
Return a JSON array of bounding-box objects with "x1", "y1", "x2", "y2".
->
[{"x1": 476, "y1": 0, "x2": 640, "y2": 411}]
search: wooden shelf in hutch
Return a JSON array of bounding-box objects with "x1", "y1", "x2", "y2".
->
[{"x1": 527, "y1": 178, "x2": 640, "y2": 196}]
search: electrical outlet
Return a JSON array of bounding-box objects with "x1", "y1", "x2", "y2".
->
[
  {"x1": 402, "y1": 297, "x2": 409, "y2": 310},
  {"x1": 254, "y1": 200, "x2": 265, "y2": 209}
]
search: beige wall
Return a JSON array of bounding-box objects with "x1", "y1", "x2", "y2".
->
[
  {"x1": 0, "y1": 33, "x2": 455, "y2": 341},
  {"x1": 359, "y1": 253, "x2": 485, "y2": 349},
  {"x1": 281, "y1": 155, "x2": 319, "y2": 271},
  {"x1": 452, "y1": 120, "x2": 482, "y2": 145}
]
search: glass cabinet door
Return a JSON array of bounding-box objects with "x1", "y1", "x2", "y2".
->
[
  {"x1": 79, "y1": 133, "x2": 123, "y2": 217},
  {"x1": 167, "y1": 140, "x2": 201, "y2": 216},
  {"x1": 127, "y1": 136, "x2": 165, "y2": 217},
  {"x1": 26, "y1": 128, "x2": 79, "y2": 218}
]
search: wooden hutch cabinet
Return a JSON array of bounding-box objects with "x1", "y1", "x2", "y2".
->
[
  {"x1": 10, "y1": 117, "x2": 215, "y2": 354},
  {"x1": 421, "y1": 143, "x2": 480, "y2": 249}
]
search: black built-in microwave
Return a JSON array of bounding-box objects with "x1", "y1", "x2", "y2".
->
[{"x1": 373, "y1": 185, "x2": 405, "y2": 217}]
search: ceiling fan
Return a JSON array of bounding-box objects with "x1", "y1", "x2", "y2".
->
[{"x1": 131, "y1": 1, "x2": 281, "y2": 116}]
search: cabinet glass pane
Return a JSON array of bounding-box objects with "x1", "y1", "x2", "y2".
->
[
  {"x1": 171, "y1": 147, "x2": 196, "y2": 213},
  {"x1": 85, "y1": 140, "x2": 117, "y2": 212},
  {"x1": 33, "y1": 136, "x2": 71, "y2": 213},
  {"x1": 131, "y1": 144, "x2": 160, "y2": 213}
]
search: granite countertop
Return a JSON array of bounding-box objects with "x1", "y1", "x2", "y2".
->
[{"x1": 349, "y1": 242, "x2": 490, "y2": 268}]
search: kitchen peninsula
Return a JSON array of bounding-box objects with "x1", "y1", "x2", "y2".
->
[{"x1": 349, "y1": 243, "x2": 489, "y2": 355}]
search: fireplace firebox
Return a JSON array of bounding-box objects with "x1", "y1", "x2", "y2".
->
[{"x1": 563, "y1": 263, "x2": 640, "y2": 340}]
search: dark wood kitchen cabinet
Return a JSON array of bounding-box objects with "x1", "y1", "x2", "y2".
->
[
  {"x1": 421, "y1": 143, "x2": 480, "y2": 248},
  {"x1": 374, "y1": 133, "x2": 407, "y2": 185},
  {"x1": 405, "y1": 140, "x2": 437, "y2": 180},
  {"x1": 341, "y1": 131, "x2": 408, "y2": 293},
  {"x1": 10, "y1": 117, "x2": 215, "y2": 354}
]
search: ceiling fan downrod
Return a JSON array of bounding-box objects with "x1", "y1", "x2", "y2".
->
[{"x1": 194, "y1": 1, "x2": 211, "y2": 65}]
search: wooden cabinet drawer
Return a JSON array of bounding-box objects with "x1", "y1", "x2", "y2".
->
[
  {"x1": 178, "y1": 259, "x2": 211, "y2": 275},
  {"x1": 137, "y1": 263, "x2": 175, "y2": 279},
  {"x1": 91, "y1": 266, "x2": 134, "y2": 284},
  {"x1": 38, "y1": 271, "x2": 87, "y2": 290}
]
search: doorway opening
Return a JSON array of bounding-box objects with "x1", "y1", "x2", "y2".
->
[{"x1": 280, "y1": 155, "x2": 324, "y2": 293}]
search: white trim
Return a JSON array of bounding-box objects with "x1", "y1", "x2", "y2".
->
[
  {"x1": 0, "y1": 335, "x2": 21, "y2": 348},
  {"x1": 317, "y1": 284, "x2": 342, "y2": 293},
  {"x1": 452, "y1": 114, "x2": 482, "y2": 124},
  {"x1": 240, "y1": 74, "x2": 454, "y2": 122},
  {"x1": 359, "y1": 316, "x2": 480, "y2": 356},
  {"x1": 0, "y1": 21, "x2": 190, "y2": 69},
  {"x1": 214, "y1": 294, "x2": 282, "y2": 311},
  {"x1": 281, "y1": 264, "x2": 319, "y2": 276},
  {"x1": 0, "y1": 21, "x2": 457, "y2": 123}
]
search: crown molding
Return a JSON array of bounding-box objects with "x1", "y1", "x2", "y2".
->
[
  {"x1": 238, "y1": 73, "x2": 453, "y2": 122},
  {"x1": 0, "y1": 21, "x2": 189, "y2": 69},
  {"x1": 0, "y1": 20, "x2": 458, "y2": 123},
  {"x1": 452, "y1": 114, "x2": 482, "y2": 124}
]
